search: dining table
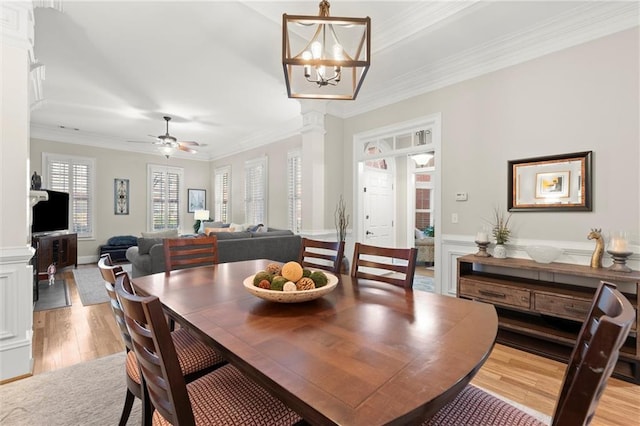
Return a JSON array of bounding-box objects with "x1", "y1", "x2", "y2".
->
[{"x1": 131, "y1": 259, "x2": 498, "y2": 426}]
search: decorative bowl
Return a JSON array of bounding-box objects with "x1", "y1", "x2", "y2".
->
[
  {"x1": 525, "y1": 245, "x2": 563, "y2": 264},
  {"x1": 243, "y1": 272, "x2": 339, "y2": 303}
]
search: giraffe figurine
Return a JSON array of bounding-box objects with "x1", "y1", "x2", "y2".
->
[{"x1": 587, "y1": 228, "x2": 604, "y2": 269}]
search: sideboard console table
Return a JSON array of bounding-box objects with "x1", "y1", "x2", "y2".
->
[{"x1": 457, "y1": 254, "x2": 639, "y2": 384}]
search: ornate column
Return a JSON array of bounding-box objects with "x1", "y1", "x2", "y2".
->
[
  {"x1": 299, "y1": 101, "x2": 327, "y2": 235},
  {"x1": 0, "y1": 1, "x2": 37, "y2": 381}
]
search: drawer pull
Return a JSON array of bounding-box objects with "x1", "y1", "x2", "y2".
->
[{"x1": 478, "y1": 290, "x2": 506, "y2": 299}]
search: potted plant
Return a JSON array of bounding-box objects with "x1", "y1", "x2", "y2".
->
[
  {"x1": 335, "y1": 195, "x2": 350, "y2": 273},
  {"x1": 489, "y1": 207, "x2": 511, "y2": 258}
]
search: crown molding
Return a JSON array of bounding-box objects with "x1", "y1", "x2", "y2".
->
[{"x1": 333, "y1": 2, "x2": 639, "y2": 119}]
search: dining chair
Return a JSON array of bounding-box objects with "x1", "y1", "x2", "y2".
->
[
  {"x1": 163, "y1": 235, "x2": 218, "y2": 276},
  {"x1": 98, "y1": 255, "x2": 226, "y2": 426},
  {"x1": 298, "y1": 237, "x2": 345, "y2": 274},
  {"x1": 423, "y1": 280, "x2": 635, "y2": 426},
  {"x1": 350, "y1": 242, "x2": 418, "y2": 288},
  {"x1": 114, "y1": 272, "x2": 303, "y2": 426}
]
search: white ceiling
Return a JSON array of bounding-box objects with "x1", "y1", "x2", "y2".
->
[{"x1": 30, "y1": 1, "x2": 638, "y2": 161}]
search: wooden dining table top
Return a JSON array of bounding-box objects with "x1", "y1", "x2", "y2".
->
[{"x1": 131, "y1": 259, "x2": 498, "y2": 426}]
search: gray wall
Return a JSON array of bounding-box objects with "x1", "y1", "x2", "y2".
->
[
  {"x1": 30, "y1": 138, "x2": 211, "y2": 259},
  {"x1": 342, "y1": 28, "x2": 639, "y2": 244}
]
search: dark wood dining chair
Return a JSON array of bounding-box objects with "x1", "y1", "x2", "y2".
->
[
  {"x1": 114, "y1": 272, "x2": 303, "y2": 426},
  {"x1": 98, "y1": 255, "x2": 226, "y2": 426},
  {"x1": 163, "y1": 235, "x2": 218, "y2": 276},
  {"x1": 350, "y1": 242, "x2": 418, "y2": 288},
  {"x1": 423, "y1": 281, "x2": 635, "y2": 426},
  {"x1": 298, "y1": 237, "x2": 345, "y2": 274}
]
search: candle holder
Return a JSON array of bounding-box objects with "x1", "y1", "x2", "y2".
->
[
  {"x1": 607, "y1": 250, "x2": 633, "y2": 273},
  {"x1": 475, "y1": 241, "x2": 491, "y2": 257}
]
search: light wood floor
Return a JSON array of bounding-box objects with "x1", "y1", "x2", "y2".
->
[{"x1": 31, "y1": 266, "x2": 640, "y2": 425}]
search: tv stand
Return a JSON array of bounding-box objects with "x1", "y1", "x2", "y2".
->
[{"x1": 32, "y1": 232, "x2": 77, "y2": 281}]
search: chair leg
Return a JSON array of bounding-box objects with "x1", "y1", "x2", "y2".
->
[
  {"x1": 141, "y1": 381, "x2": 153, "y2": 426},
  {"x1": 118, "y1": 389, "x2": 136, "y2": 426}
]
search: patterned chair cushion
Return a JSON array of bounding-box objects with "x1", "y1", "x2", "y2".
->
[
  {"x1": 422, "y1": 385, "x2": 545, "y2": 426},
  {"x1": 153, "y1": 364, "x2": 302, "y2": 426},
  {"x1": 171, "y1": 328, "x2": 226, "y2": 376}
]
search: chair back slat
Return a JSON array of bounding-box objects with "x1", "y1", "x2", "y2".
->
[
  {"x1": 350, "y1": 243, "x2": 417, "y2": 288},
  {"x1": 164, "y1": 236, "x2": 218, "y2": 276},
  {"x1": 115, "y1": 272, "x2": 195, "y2": 425},
  {"x1": 551, "y1": 281, "x2": 635, "y2": 426},
  {"x1": 98, "y1": 255, "x2": 132, "y2": 351},
  {"x1": 299, "y1": 238, "x2": 345, "y2": 273}
]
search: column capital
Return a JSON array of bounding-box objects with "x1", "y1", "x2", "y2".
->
[{"x1": 1, "y1": 2, "x2": 35, "y2": 54}]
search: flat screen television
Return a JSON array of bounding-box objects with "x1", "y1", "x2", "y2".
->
[{"x1": 32, "y1": 190, "x2": 70, "y2": 234}]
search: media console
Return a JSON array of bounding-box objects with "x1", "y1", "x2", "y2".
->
[
  {"x1": 457, "y1": 254, "x2": 639, "y2": 384},
  {"x1": 32, "y1": 232, "x2": 78, "y2": 281}
]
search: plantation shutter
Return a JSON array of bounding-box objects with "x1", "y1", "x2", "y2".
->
[
  {"x1": 148, "y1": 165, "x2": 183, "y2": 231},
  {"x1": 44, "y1": 154, "x2": 94, "y2": 238},
  {"x1": 214, "y1": 167, "x2": 231, "y2": 223},
  {"x1": 287, "y1": 151, "x2": 302, "y2": 233},
  {"x1": 244, "y1": 158, "x2": 267, "y2": 225}
]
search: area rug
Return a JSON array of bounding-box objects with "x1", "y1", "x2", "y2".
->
[
  {"x1": 413, "y1": 275, "x2": 435, "y2": 292},
  {"x1": 0, "y1": 352, "x2": 140, "y2": 426},
  {"x1": 0, "y1": 352, "x2": 550, "y2": 426},
  {"x1": 73, "y1": 264, "x2": 132, "y2": 306},
  {"x1": 34, "y1": 280, "x2": 70, "y2": 311}
]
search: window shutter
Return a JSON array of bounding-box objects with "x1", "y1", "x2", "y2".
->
[
  {"x1": 44, "y1": 154, "x2": 94, "y2": 238},
  {"x1": 244, "y1": 158, "x2": 267, "y2": 225},
  {"x1": 148, "y1": 165, "x2": 184, "y2": 231},
  {"x1": 214, "y1": 166, "x2": 231, "y2": 223},
  {"x1": 287, "y1": 151, "x2": 302, "y2": 232}
]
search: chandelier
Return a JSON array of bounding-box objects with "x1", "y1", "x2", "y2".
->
[{"x1": 282, "y1": 0, "x2": 370, "y2": 100}]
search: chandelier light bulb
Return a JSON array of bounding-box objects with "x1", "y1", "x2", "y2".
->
[
  {"x1": 333, "y1": 43, "x2": 343, "y2": 60},
  {"x1": 311, "y1": 41, "x2": 323, "y2": 59}
]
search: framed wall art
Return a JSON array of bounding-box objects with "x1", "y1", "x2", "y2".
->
[
  {"x1": 508, "y1": 151, "x2": 592, "y2": 212},
  {"x1": 188, "y1": 188, "x2": 206, "y2": 213},
  {"x1": 114, "y1": 178, "x2": 129, "y2": 215}
]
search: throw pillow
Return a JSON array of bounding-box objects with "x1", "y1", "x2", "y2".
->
[
  {"x1": 248, "y1": 223, "x2": 264, "y2": 232},
  {"x1": 414, "y1": 228, "x2": 425, "y2": 240},
  {"x1": 137, "y1": 237, "x2": 163, "y2": 255},
  {"x1": 141, "y1": 229, "x2": 179, "y2": 239},
  {"x1": 205, "y1": 227, "x2": 235, "y2": 234}
]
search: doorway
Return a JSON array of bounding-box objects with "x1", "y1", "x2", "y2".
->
[{"x1": 353, "y1": 114, "x2": 442, "y2": 292}]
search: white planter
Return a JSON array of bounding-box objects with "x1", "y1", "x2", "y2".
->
[{"x1": 493, "y1": 244, "x2": 507, "y2": 259}]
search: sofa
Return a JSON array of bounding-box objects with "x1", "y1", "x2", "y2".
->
[{"x1": 126, "y1": 228, "x2": 302, "y2": 277}]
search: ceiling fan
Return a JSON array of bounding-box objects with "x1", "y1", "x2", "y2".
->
[{"x1": 130, "y1": 116, "x2": 199, "y2": 157}]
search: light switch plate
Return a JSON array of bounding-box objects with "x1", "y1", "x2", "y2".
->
[{"x1": 455, "y1": 192, "x2": 468, "y2": 201}]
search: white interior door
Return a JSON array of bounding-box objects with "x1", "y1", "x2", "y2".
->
[{"x1": 363, "y1": 167, "x2": 394, "y2": 247}]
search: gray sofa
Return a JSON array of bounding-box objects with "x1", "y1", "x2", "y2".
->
[{"x1": 125, "y1": 229, "x2": 301, "y2": 277}]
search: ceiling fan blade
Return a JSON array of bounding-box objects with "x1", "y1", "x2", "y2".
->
[
  {"x1": 177, "y1": 141, "x2": 199, "y2": 146},
  {"x1": 178, "y1": 145, "x2": 197, "y2": 154}
]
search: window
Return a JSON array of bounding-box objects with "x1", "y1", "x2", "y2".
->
[
  {"x1": 244, "y1": 157, "x2": 267, "y2": 224},
  {"x1": 148, "y1": 164, "x2": 184, "y2": 231},
  {"x1": 287, "y1": 150, "x2": 302, "y2": 233},
  {"x1": 43, "y1": 153, "x2": 95, "y2": 238},
  {"x1": 214, "y1": 166, "x2": 231, "y2": 223}
]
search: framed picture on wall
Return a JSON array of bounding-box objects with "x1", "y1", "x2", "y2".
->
[
  {"x1": 114, "y1": 178, "x2": 129, "y2": 215},
  {"x1": 188, "y1": 189, "x2": 206, "y2": 213}
]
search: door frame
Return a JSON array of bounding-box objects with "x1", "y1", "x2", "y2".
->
[{"x1": 353, "y1": 113, "x2": 442, "y2": 292}]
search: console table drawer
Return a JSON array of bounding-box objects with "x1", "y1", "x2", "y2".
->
[
  {"x1": 460, "y1": 279, "x2": 531, "y2": 309},
  {"x1": 534, "y1": 293, "x2": 591, "y2": 322}
]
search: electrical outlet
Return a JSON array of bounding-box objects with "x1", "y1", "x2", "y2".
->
[{"x1": 451, "y1": 213, "x2": 459, "y2": 224}]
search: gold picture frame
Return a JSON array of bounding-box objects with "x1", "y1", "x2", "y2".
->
[{"x1": 508, "y1": 151, "x2": 592, "y2": 211}]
